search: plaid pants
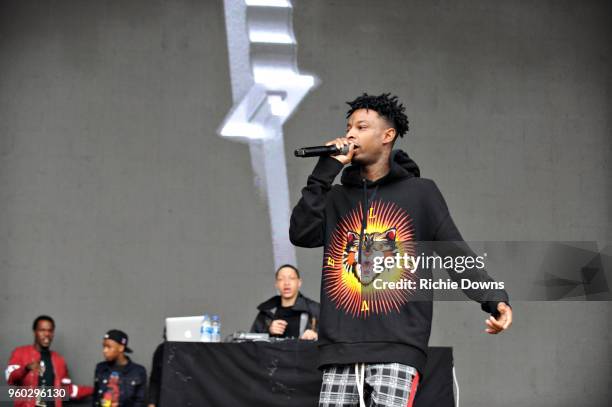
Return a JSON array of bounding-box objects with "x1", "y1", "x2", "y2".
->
[{"x1": 318, "y1": 362, "x2": 419, "y2": 407}]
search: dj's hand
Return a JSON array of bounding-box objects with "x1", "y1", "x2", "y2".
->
[
  {"x1": 325, "y1": 138, "x2": 355, "y2": 165},
  {"x1": 300, "y1": 329, "x2": 318, "y2": 341},
  {"x1": 269, "y1": 320, "x2": 288, "y2": 336}
]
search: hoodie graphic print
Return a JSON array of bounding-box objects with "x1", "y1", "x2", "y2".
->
[
  {"x1": 290, "y1": 150, "x2": 509, "y2": 373},
  {"x1": 324, "y1": 199, "x2": 417, "y2": 318}
]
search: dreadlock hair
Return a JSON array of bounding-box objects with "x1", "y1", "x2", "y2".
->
[{"x1": 346, "y1": 93, "x2": 409, "y2": 141}]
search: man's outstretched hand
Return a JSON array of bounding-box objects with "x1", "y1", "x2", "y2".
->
[{"x1": 485, "y1": 302, "x2": 513, "y2": 334}]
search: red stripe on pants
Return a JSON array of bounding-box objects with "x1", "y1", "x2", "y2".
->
[{"x1": 406, "y1": 372, "x2": 420, "y2": 407}]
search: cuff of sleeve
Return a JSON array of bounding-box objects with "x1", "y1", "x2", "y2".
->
[
  {"x1": 311, "y1": 156, "x2": 344, "y2": 184},
  {"x1": 481, "y1": 301, "x2": 510, "y2": 317}
]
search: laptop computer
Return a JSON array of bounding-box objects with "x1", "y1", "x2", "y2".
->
[{"x1": 165, "y1": 316, "x2": 203, "y2": 342}]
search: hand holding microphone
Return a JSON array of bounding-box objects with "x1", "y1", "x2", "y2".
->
[
  {"x1": 327, "y1": 137, "x2": 356, "y2": 165},
  {"x1": 294, "y1": 137, "x2": 357, "y2": 165}
]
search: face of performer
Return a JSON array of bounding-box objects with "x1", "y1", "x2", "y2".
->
[
  {"x1": 275, "y1": 267, "x2": 301, "y2": 301},
  {"x1": 34, "y1": 320, "x2": 54, "y2": 350},
  {"x1": 102, "y1": 339, "x2": 124, "y2": 363},
  {"x1": 345, "y1": 108, "x2": 396, "y2": 165}
]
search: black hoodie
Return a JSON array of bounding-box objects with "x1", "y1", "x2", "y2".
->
[{"x1": 289, "y1": 149, "x2": 509, "y2": 374}]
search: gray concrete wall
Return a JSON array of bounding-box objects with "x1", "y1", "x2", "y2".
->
[{"x1": 1, "y1": 1, "x2": 610, "y2": 405}]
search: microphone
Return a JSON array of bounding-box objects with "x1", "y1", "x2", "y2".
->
[{"x1": 294, "y1": 144, "x2": 352, "y2": 158}]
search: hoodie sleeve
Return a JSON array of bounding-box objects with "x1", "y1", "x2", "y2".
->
[
  {"x1": 290, "y1": 156, "x2": 344, "y2": 248},
  {"x1": 427, "y1": 180, "x2": 510, "y2": 317}
]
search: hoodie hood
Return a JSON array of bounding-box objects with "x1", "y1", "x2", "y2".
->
[{"x1": 340, "y1": 149, "x2": 420, "y2": 187}]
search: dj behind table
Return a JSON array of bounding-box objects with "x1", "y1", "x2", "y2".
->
[{"x1": 159, "y1": 332, "x2": 455, "y2": 407}]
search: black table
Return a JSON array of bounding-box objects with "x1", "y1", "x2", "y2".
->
[{"x1": 160, "y1": 341, "x2": 454, "y2": 406}]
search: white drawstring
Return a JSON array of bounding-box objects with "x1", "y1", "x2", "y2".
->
[
  {"x1": 452, "y1": 366, "x2": 460, "y2": 407},
  {"x1": 354, "y1": 363, "x2": 366, "y2": 407}
]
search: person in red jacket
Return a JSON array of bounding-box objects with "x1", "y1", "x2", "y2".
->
[{"x1": 5, "y1": 315, "x2": 93, "y2": 407}]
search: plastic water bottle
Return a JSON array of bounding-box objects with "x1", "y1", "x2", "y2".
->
[
  {"x1": 200, "y1": 314, "x2": 211, "y2": 342},
  {"x1": 211, "y1": 315, "x2": 221, "y2": 343}
]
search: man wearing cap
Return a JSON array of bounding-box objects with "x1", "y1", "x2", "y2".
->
[
  {"x1": 93, "y1": 330, "x2": 147, "y2": 407},
  {"x1": 5, "y1": 315, "x2": 94, "y2": 407}
]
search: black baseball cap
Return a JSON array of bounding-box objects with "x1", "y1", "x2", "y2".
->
[{"x1": 103, "y1": 329, "x2": 133, "y2": 353}]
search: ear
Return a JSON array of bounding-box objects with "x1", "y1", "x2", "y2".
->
[
  {"x1": 384, "y1": 228, "x2": 396, "y2": 241},
  {"x1": 347, "y1": 231, "x2": 359, "y2": 244},
  {"x1": 382, "y1": 127, "x2": 396, "y2": 145}
]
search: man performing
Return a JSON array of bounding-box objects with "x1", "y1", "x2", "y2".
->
[
  {"x1": 289, "y1": 93, "x2": 512, "y2": 407},
  {"x1": 251, "y1": 264, "x2": 320, "y2": 340},
  {"x1": 5, "y1": 315, "x2": 93, "y2": 407}
]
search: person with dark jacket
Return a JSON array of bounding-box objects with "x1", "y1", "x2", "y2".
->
[
  {"x1": 93, "y1": 330, "x2": 147, "y2": 407},
  {"x1": 146, "y1": 331, "x2": 165, "y2": 407},
  {"x1": 251, "y1": 264, "x2": 320, "y2": 340},
  {"x1": 289, "y1": 93, "x2": 513, "y2": 407}
]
